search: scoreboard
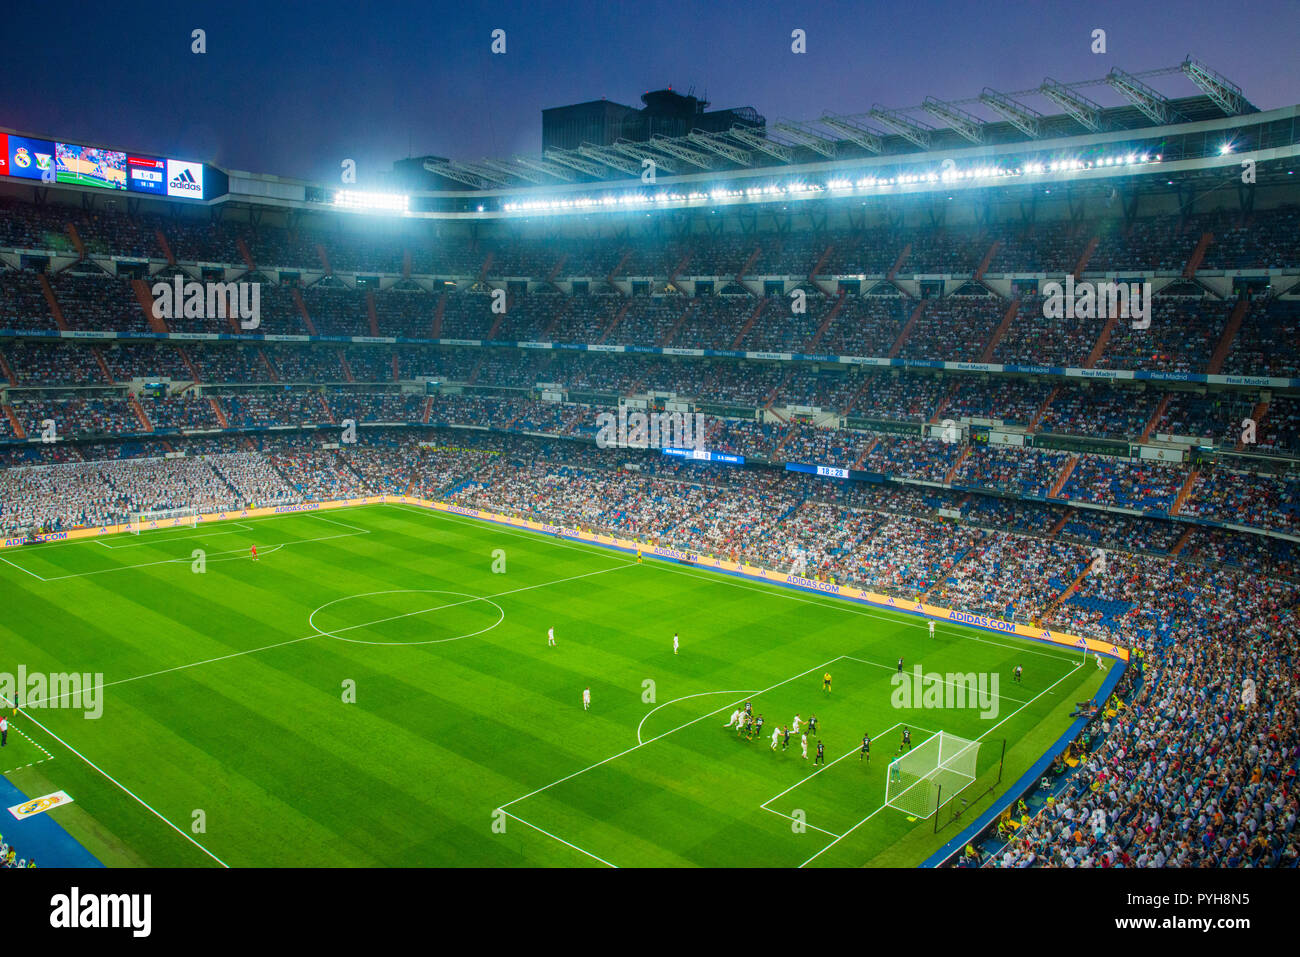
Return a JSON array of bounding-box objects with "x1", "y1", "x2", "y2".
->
[
  {"x1": 127, "y1": 155, "x2": 166, "y2": 194},
  {"x1": 785, "y1": 462, "x2": 887, "y2": 483},
  {"x1": 2, "y1": 128, "x2": 208, "y2": 200}
]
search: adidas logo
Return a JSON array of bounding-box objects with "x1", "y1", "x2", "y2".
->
[{"x1": 170, "y1": 168, "x2": 200, "y2": 192}]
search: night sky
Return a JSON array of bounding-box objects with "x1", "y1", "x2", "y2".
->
[{"x1": 2, "y1": 0, "x2": 1298, "y2": 186}]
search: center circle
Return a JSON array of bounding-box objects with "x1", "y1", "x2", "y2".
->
[{"x1": 308, "y1": 589, "x2": 505, "y2": 645}]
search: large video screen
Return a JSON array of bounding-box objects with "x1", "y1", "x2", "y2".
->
[
  {"x1": 6, "y1": 134, "x2": 56, "y2": 181},
  {"x1": 56, "y1": 142, "x2": 127, "y2": 190},
  {"x1": 0, "y1": 129, "x2": 206, "y2": 199}
]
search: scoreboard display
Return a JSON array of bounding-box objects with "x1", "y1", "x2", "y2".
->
[
  {"x1": 127, "y1": 155, "x2": 166, "y2": 195},
  {"x1": 2, "y1": 127, "x2": 207, "y2": 199}
]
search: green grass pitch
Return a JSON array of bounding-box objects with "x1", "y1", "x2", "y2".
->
[{"x1": 0, "y1": 504, "x2": 1106, "y2": 867}]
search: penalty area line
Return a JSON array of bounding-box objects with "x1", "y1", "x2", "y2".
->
[
  {"x1": 760, "y1": 806, "x2": 844, "y2": 839},
  {"x1": 0, "y1": 553, "x2": 48, "y2": 582},
  {"x1": 637, "y1": 689, "x2": 758, "y2": 745},
  {"x1": 496, "y1": 657, "x2": 844, "y2": 865},
  {"x1": 498, "y1": 810, "x2": 617, "y2": 868},
  {"x1": 501, "y1": 655, "x2": 844, "y2": 811},
  {"x1": 798, "y1": 660, "x2": 1083, "y2": 867}
]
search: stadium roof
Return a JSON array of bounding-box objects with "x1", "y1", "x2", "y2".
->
[{"x1": 424, "y1": 58, "x2": 1258, "y2": 190}]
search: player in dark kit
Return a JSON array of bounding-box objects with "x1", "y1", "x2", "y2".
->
[
  {"x1": 782, "y1": 726, "x2": 791, "y2": 751},
  {"x1": 901, "y1": 727, "x2": 912, "y2": 751},
  {"x1": 814, "y1": 740, "x2": 825, "y2": 766},
  {"x1": 897, "y1": 657, "x2": 904, "y2": 674},
  {"x1": 860, "y1": 733, "x2": 871, "y2": 762}
]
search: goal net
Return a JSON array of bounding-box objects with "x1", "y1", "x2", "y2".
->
[
  {"x1": 128, "y1": 507, "x2": 200, "y2": 535},
  {"x1": 885, "y1": 731, "x2": 980, "y2": 819}
]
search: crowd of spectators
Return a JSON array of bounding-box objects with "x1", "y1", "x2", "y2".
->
[{"x1": 987, "y1": 559, "x2": 1298, "y2": 867}]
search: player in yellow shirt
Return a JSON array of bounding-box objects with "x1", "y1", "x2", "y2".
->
[{"x1": 823, "y1": 672, "x2": 832, "y2": 693}]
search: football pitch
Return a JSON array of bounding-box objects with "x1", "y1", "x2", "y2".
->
[{"x1": 0, "y1": 504, "x2": 1106, "y2": 867}]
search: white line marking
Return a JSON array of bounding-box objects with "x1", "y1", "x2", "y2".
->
[
  {"x1": 797, "y1": 660, "x2": 1084, "y2": 867},
  {"x1": 0, "y1": 553, "x2": 47, "y2": 581},
  {"x1": 839, "y1": 655, "x2": 1039, "y2": 704},
  {"x1": 388, "y1": 502, "x2": 638, "y2": 565},
  {"x1": 637, "y1": 690, "x2": 758, "y2": 745},
  {"x1": 1, "y1": 725, "x2": 56, "y2": 775},
  {"x1": 23, "y1": 563, "x2": 636, "y2": 708},
  {"x1": 392, "y1": 502, "x2": 1079, "y2": 670},
  {"x1": 760, "y1": 723, "x2": 907, "y2": 810},
  {"x1": 501, "y1": 656, "x2": 843, "y2": 812},
  {"x1": 643, "y1": 559, "x2": 1079, "y2": 664},
  {"x1": 97, "y1": 523, "x2": 253, "y2": 549},
  {"x1": 498, "y1": 810, "x2": 618, "y2": 868},
  {"x1": 310, "y1": 590, "x2": 507, "y2": 646},
  {"x1": 308, "y1": 567, "x2": 628, "y2": 646},
  {"x1": 497, "y1": 657, "x2": 842, "y2": 865},
  {"x1": 0, "y1": 693, "x2": 228, "y2": 868},
  {"x1": 797, "y1": 801, "x2": 894, "y2": 868},
  {"x1": 306, "y1": 513, "x2": 369, "y2": 533},
  {"x1": 35, "y1": 529, "x2": 369, "y2": 581},
  {"x1": 13, "y1": 725, "x2": 54, "y2": 759},
  {"x1": 4, "y1": 511, "x2": 316, "y2": 552},
  {"x1": 760, "y1": 806, "x2": 843, "y2": 838}
]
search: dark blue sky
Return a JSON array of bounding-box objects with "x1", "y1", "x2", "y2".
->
[{"x1": 3, "y1": 0, "x2": 1298, "y2": 186}]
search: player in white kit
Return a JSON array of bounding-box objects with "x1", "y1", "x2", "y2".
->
[
  {"x1": 582, "y1": 687, "x2": 591, "y2": 711},
  {"x1": 800, "y1": 733, "x2": 808, "y2": 760},
  {"x1": 792, "y1": 714, "x2": 802, "y2": 734},
  {"x1": 725, "y1": 709, "x2": 741, "y2": 729},
  {"x1": 929, "y1": 620, "x2": 935, "y2": 638},
  {"x1": 673, "y1": 633, "x2": 679, "y2": 655},
  {"x1": 548, "y1": 626, "x2": 556, "y2": 647},
  {"x1": 771, "y1": 725, "x2": 781, "y2": 749}
]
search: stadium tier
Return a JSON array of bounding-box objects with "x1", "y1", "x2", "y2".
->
[{"x1": 2, "y1": 65, "x2": 1298, "y2": 877}]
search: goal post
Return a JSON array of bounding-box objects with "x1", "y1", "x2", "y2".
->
[
  {"x1": 128, "y1": 507, "x2": 200, "y2": 535},
  {"x1": 885, "y1": 731, "x2": 980, "y2": 819}
]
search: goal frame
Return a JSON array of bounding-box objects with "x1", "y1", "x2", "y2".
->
[
  {"x1": 885, "y1": 730, "x2": 980, "y2": 820},
  {"x1": 128, "y1": 507, "x2": 200, "y2": 535}
]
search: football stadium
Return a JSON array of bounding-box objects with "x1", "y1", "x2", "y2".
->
[{"x1": 0, "y1": 9, "x2": 1298, "y2": 911}]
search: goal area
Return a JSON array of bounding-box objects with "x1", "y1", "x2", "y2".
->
[
  {"x1": 128, "y1": 507, "x2": 200, "y2": 535},
  {"x1": 885, "y1": 731, "x2": 980, "y2": 819}
]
